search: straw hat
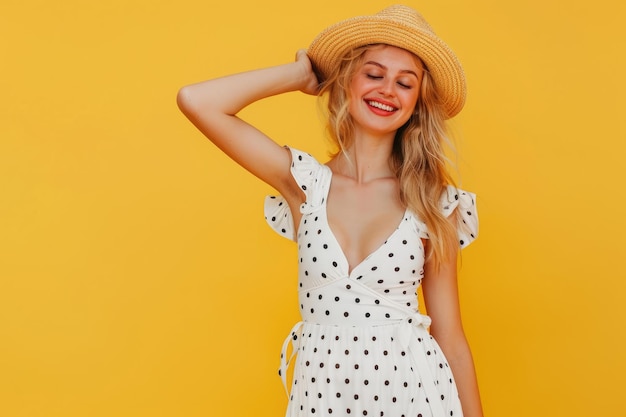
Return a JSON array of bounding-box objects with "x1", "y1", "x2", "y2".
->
[{"x1": 308, "y1": 4, "x2": 466, "y2": 118}]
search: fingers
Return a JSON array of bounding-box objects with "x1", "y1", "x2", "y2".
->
[
  {"x1": 293, "y1": 49, "x2": 321, "y2": 96},
  {"x1": 295, "y1": 48, "x2": 309, "y2": 63}
]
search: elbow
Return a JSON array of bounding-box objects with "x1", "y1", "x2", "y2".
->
[
  {"x1": 177, "y1": 84, "x2": 220, "y2": 120},
  {"x1": 176, "y1": 85, "x2": 195, "y2": 116}
]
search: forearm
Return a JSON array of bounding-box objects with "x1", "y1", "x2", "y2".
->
[
  {"x1": 442, "y1": 338, "x2": 484, "y2": 417},
  {"x1": 177, "y1": 61, "x2": 309, "y2": 117},
  {"x1": 176, "y1": 54, "x2": 319, "y2": 197}
]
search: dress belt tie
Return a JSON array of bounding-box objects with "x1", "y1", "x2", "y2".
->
[
  {"x1": 279, "y1": 321, "x2": 304, "y2": 396},
  {"x1": 400, "y1": 312, "x2": 447, "y2": 417},
  {"x1": 397, "y1": 311, "x2": 431, "y2": 348}
]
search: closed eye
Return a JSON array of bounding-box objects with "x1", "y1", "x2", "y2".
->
[
  {"x1": 366, "y1": 74, "x2": 383, "y2": 80},
  {"x1": 397, "y1": 82, "x2": 412, "y2": 89}
]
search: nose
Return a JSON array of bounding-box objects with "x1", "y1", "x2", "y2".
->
[{"x1": 378, "y1": 79, "x2": 395, "y2": 97}]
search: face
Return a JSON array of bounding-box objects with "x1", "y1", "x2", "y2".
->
[{"x1": 348, "y1": 45, "x2": 424, "y2": 138}]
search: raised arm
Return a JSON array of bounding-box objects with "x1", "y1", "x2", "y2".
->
[
  {"x1": 422, "y1": 241, "x2": 484, "y2": 417},
  {"x1": 176, "y1": 50, "x2": 319, "y2": 202}
]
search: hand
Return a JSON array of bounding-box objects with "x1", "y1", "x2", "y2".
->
[{"x1": 295, "y1": 49, "x2": 320, "y2": 96}]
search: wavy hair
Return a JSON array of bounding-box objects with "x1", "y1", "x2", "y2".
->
[{"x1": 318, "y1": 44, "x2": 460, "y2": 267}]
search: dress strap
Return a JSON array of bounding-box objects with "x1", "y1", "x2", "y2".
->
[
  {"x1": 264, "y1": 147, "x2": 330, "y2": 241},
  {"x1": 278, "y1": 321, "x2": 304, "y2": 396},
  {"x1": 409, "y1": 186, "x2": 479, "y2": 249}
]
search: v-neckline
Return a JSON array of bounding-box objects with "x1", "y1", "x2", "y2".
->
[{"x1": 321, "y1": 165, "x2": 409, "y2": 276}]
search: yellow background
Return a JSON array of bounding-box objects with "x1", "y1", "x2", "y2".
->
[{"x1": 1, "y1": 0, "x2": 625, "y2": 416}]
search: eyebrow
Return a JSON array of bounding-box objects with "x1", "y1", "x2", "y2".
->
[{"x1": 363, "y1": 61, "x2": 422, "y2": 79}]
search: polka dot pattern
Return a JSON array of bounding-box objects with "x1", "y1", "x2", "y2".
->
[{"x1": 265, "y1": 148, "x2": 478, "y2": 417}]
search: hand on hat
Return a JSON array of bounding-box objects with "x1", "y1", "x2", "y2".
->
[{"x1": 295, "y1": 49, "x2": 321, "y2": 96}]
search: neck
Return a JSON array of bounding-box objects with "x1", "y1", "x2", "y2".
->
[{"x1": 332, "y1": 130, "x2": 396, "y2": 184}]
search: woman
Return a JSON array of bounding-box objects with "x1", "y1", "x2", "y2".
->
[{"x1": 177, "y1": 5, "x2": 483, "y2": 417}]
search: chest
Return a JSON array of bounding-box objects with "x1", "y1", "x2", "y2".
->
[
  {"x1": 296, "y1": 206, "x2": 425, "y2": 294},
  {"x1": 325, "y1": 177, "x2": 405, "y2": 271}
]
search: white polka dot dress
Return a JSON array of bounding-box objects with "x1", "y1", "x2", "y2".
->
[{"x1": 265, "y1": 148, "x2": 478, "y2": 417}]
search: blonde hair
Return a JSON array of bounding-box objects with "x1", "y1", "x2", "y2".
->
[{"x1": 319, "y1": 44, "x2": 460, "y2": 267}]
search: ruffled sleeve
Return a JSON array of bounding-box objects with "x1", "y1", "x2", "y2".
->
[
  {"x1": 414, "y1": 185, "x2": 479, "y2": 249},
  {"x1": 264, "y1": 147, "x2": 330, "y2": 241}
]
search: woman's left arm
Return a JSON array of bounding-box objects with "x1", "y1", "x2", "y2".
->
[{"x1": 422, "y1": 242, "x2": 484, "y2": 417}]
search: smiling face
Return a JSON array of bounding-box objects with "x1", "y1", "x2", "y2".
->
[{"x1": 347, "y1": 45, "x2": 424, "y2": 138}]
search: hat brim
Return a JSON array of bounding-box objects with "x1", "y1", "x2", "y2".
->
[{"x1": 308, "y1": 14, "x2": 466, "y2": 118}]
